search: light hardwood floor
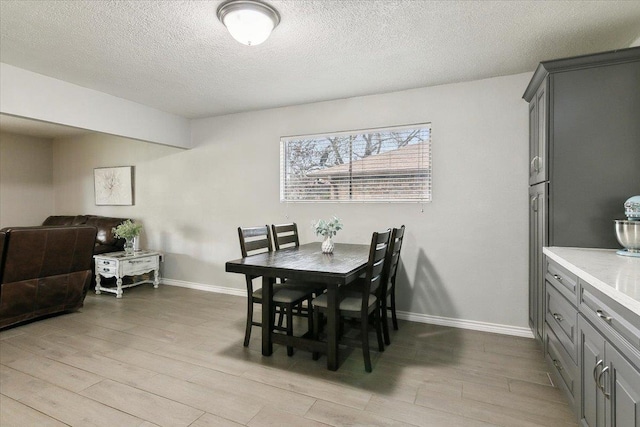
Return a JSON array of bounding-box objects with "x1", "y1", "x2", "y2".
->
[{"x1": 0, "y1": 285, "x2": 577, "y2": 427}]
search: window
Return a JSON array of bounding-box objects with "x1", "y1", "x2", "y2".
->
[{"x1": 280, "y1": 124, "x2": 431, "y2": 202}]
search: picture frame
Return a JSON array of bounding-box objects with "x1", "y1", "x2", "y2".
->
[{"x1": 94, "y1": 166, "x2": 134, "y2": 206}]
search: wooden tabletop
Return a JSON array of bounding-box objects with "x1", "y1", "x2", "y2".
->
[{"x1": 225, "y1": 242, "x2": 370, "y2": 285}]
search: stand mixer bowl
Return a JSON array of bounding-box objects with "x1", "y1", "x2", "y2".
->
[{"x1": 615, "y1": 220, "x2": 640, "y2": 253}]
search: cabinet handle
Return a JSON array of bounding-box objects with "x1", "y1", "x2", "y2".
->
[
  {"x1": 552, "y1": 359, "x2": 563, "y2": 371},
  {"x1": 596, "y1": 310, "x2": 612, "y2": 322},
  {"x1": 531, "y1": 195, "x2": 539, "y2": 212},
  {"x1": 552, "y1": 274, "x2": 563, "y2": 282},
  {"x1": 552, "y1": 313, "x2": 563, "y2": 322},
  {"x1": 530, "y1": 156, "x2": 541, "y2": 173},
  {"x1": 598, "y1": 366, "x2": 610, "y2": 399},
  {"x1": 593, "y1": 359, "x2": 603, "y2": 384}
]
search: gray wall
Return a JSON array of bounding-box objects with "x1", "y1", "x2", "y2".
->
[
  {"x1": 44, "y1": 72, "x2": 532, "y2": 335},
  {"x1": 0, "y1": 132, "x2": 54, "y2": 227}
]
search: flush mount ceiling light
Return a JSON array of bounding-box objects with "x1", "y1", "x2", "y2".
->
[{"x1": 217, "y1": 0, "x2": 280, "y2": 46}]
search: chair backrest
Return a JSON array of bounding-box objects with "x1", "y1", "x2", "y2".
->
[
  {"x1": 238, "y1": 225, "x2": 273, "y2": 258},
  {"x1": 362, "y1": 229, "x2": 391, "y2": 311},
  {"x1": 384, "y1": 225, "x2": 406, "y2": 292},
  {"x1": 271, "y1": 223, "x2": 300, "y2": 250}
]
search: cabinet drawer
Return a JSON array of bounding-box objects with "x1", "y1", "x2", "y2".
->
[
  {"x1": 580, "y1": 283, "x2": 640, "y2": 356},
  {"x1": 122, "y1": 256, "x2": 158, "y2": 276},
  {"x1": 545, "y1": 258, "x2": 578, "y2": 304},
  {"x1": 546, "y1": 284, "x2": 578, "y2": 363},
  {"x1": 96, "y1": 259, "x2": 117, "y2": 267},
  {"x1": 97, "y1": 265, "x2": 117, "y2": 276},
  {"x1": 546, "y1": 327, "x2": 578, "y2": 406}
]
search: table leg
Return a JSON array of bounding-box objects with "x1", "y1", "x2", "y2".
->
[
  {"x1": 95, "y1": 273, "x2": 102, "y2": 295},
  {"x1": 153, "y1": 268, "x2": 160, "y2": 288},
  {"x1": 327, "y1": 283, "x2": 339, "y2": 371},
  {"x1": 261, "y1": 276, "x2": 274, "y2": 356},
  {"x1": 116, "y1": 277, "x2": 123, "y2": 299}
]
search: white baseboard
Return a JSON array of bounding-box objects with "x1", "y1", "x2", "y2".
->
[
  {"x1": 162, "y1": 280, "x2": 534, "y2": 339},
  {"x1": 162, "y1": 278, "x2": 245, "y2": 297},
  {"x1": 395, "y1": 311, "x2": 534, "y2": 338}
]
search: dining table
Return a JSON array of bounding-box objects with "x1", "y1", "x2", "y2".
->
[{"x1": 225, "y1": 242, "x2": 370, "y2": 371}]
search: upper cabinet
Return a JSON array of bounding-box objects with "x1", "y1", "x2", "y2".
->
[
  {"x1": 524, "y1": 46, "x2": 640, "y2": 249},
  {"x1": 528, "y1": 78, "x2": 547, "y2": 185}
]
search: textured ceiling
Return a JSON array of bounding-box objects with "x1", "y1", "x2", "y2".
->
[{"x1": 1, "y1": 0, "x2": 639, "y2": 120}]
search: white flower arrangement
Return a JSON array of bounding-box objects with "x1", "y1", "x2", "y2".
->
[
  {"x1": 112, "y1": 220, "x2": 143, "y2": 240},
  {"x1": 313, "y1": 216, "x2": 343, "y2": 237}
]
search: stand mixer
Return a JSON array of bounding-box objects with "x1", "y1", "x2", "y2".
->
[{"x1": 615, "y1": 195, "x2": 640, "y2": 257}]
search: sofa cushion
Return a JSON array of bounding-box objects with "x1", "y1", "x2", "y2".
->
[
  {"x1": 85, "y1": 216, "x2": 126, "y2": 247},
  {"x1": 42, "y1": 215, "x2": 89, "y2": 226},
  {"x1": 0, "y1": 225, "x2": 97, "y2": 329}
]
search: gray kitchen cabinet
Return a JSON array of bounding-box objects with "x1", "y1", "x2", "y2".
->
[
  {"x1": 524, "y1": 46, "x2": 640, "y2": 341},
  {"x1": 607, "y1": 345, "x2": 640, "y2": 427},
  {"x1": 544, "y1": 248, "x2": 640, "y2": 426},
  {"x1": 579, "y1": 316, "x2": 607, "y2": 427},
  {"x1": 545, "y1": 257, "x2": 580, "y2": 413},
  {"x1": 579, "y1": 316, "x2": 640, "y2": 427},
  {"x1": 528, "y1": 79, "x2": 547, "y2": 186},
  {"x1": 529, "y1": 182, "x2": 547, "y2": 339}
]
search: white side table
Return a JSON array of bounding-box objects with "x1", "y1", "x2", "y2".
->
[{"x1": 94, "y1": 250, "x2": 162, "y2": 298}]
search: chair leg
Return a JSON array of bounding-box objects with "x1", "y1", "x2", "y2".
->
[
  {"x1": 390, "y1": 289, "x2": 399, "y2": 330},
  {"x1": 286, "y1": 304, "x2": 294, "y2": 357},
  {"x1": 307, "y1": 298, "x2": 313, "y2": 335},
  {"x1": 361, "y1": 312, "x2": 372, "y2": 373},
  {"x1": 277, "y1": 307, "x2": 284, "y2": 328},
  {"x1": 381, "y1": 298, "x2": 391, "y2": 346},
  {"x1": 244, "y1": 298, "x2": 253, "y2": 347},
  {"x1": 374, "y1": 306, "x2": 384, "y2": 352},
  {"x1": 312, "y1": 308, "x2": 320, "y2": 360}
]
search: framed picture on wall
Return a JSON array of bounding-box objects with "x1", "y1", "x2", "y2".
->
[{"x1": 94, "y1": 166, "x2": 134, "y2": 206}]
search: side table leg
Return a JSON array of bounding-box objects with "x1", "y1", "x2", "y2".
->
[
  {"x1": 153, "y1": 268, "x2": 160, "y2": 288},
  {"x1": 95, "y1": 274, "x2": 102, "y2": 295},
  {"x1": 116, "y1": 277, "x2": 123, "y2": 298}
]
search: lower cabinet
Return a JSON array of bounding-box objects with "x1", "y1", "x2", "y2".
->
[{"x1": 578, "y1": 315, "x2": 640, "y2": 427}]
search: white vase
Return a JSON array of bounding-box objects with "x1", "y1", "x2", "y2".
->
[
  {"x1": 321, "y1": 235, "x2": 334, "y2": 254},
  {"x1": 124, "y1": 238, "x2": 135, "y2": 255}
]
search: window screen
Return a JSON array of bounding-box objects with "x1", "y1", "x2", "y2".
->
[{"x1": 280, "y1": 124, "x2": 431, "y2": 202}]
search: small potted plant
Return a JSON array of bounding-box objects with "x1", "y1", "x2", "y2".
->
[
  {"x1": 313, "y1": 216, "x2": 343, "y2": 254},
  {"x1": 112, "y1": 220, "x2": 143, "y2": 255}
]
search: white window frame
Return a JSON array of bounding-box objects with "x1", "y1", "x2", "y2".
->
[{"x1": 280, "y1": 123, "x2": 432, "y2": 203}]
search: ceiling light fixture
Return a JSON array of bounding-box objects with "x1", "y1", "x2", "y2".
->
[{"x1": 217, "y1": 0, "x2": 280, "y2": 46}]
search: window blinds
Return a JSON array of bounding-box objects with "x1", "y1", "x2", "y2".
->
[{"x1": 280, "y1": 124, "x2": 431, "y2": 202}]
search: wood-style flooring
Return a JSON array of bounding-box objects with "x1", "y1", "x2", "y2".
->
[{"x1": 0, "y1": 285, "x2": 577, "y2": 427}]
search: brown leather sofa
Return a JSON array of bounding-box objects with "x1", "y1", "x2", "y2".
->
[
  {"x1": 0, "y1": 225, "x2": 97, "y2": 329},
  {"x1": 42, "y1": 215, "x2": 129, "y2": 255}
]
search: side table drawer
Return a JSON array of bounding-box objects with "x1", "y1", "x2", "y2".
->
[
  {"x1": 122, "y1": 256, "x2": 158, "y2": 276},
  {"x1": 96, "y1": 265, "x2": 117, "y2": 276},
  {"x1": 96, "y1": 259, "x2": 117, "y2": 267}
]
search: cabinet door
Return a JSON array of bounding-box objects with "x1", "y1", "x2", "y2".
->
[
  {"x1": 528, "y1": 94, "x2": 539, "y2": 185},
  {"x1": 528, "y1": 78, "x2": 547, "y2": 185},
  {"x1": 606, "y1": 345, "x2": 640, "y2": 427},
  {"x1": 529, "y1": 182, "x2": 547, "y2": 340},
  {"x1": 534, "y1": 82, "x2": 547, "y2": 184},
  {"x1": 579, "y1": 316, "x2": 606, "y2": 427}
]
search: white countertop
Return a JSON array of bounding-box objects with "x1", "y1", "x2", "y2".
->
[{"x1": 543, "y1": 247, "x2": 640, "y2": 314}]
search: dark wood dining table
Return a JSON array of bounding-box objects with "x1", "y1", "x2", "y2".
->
[{"x1": 225, "y1": 242, "x2": 370, "y2": 370}]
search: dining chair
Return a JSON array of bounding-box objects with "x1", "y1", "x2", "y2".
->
[
  {"x1": 238, "y1": 225, "x2": 314, "y2": 355},
  {"x1": 312, "y1": 229, "x2": 391, "y2": 372},
  {"x1": 271, "y1": 222, "x2": 300, "y2": 250},
  {"x1": 381, "y1": 225, "x2": 405, "y2": 344},
  {"x1": 271, "y1": 222, "x2": 326, "y2": 320}
]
